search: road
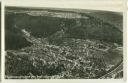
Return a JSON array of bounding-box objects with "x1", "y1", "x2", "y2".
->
[{"x1": 99, "y1": 62, "x2": 123, "y2": 79}]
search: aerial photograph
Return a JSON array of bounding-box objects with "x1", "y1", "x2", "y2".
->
[{"x1": 5, "y1": 6, "x2": 123, "y2": 79}]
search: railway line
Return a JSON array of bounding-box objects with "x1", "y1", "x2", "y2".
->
[{"x1": 99, "y1": 62, "x2": 123, "y2": 79}]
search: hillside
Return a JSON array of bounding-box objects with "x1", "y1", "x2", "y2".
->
[
  {"x1": 5, "y1": 7, "x2": 123, "y2": 79},
  {"x1": 5, "y1": 9, "x2": 122, "y2": 49},
  {"x1": 87, "y1": 11, "x2": 123, "y2": 32}
]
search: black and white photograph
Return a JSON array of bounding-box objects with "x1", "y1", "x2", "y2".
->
[{"x1": 5, "y1": 5, "x2": 123, "y2": 79}]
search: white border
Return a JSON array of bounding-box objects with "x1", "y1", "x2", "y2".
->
[
  {"x1": 1, "y1": 0, "x2": 127, "y2": 83},
  {"x1": 0, "y1": 1, "x2": 1, "y2": 82},
  {"x1": 1, "y1": 0, "x2": 5, "y2": 82},
  {"x1": 123, "y1": 0, "x2": 127, "y2": 81},
  {"x1": 4, "y1": 0, "x2": 124, "y2": 12}
]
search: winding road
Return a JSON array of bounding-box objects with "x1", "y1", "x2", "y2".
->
[{"x1": 99, "y1": 62, "x2": 123, "y2": 79}]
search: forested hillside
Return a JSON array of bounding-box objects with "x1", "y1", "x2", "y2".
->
[{"x1": 5, "y1": 7, "x2": 123, "y2": 79}]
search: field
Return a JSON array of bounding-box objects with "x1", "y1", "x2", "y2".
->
[{"x1": 5, "y1": 7, "x2": 123, "y2": 79}]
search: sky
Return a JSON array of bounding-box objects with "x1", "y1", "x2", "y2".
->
[{"x1": 4, "y1": 0, "x2": 125, "y2": 12}]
